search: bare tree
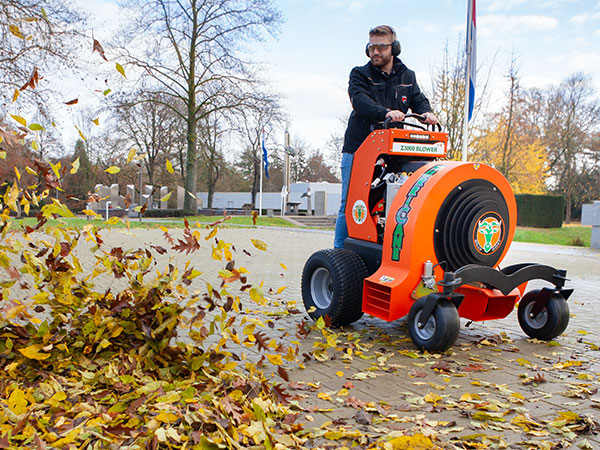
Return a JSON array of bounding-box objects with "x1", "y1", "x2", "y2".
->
[
  {"x1": 113, "y1": 92, "x2": 184, "y2": 187},
  {"x1": 472, "y1": 57, "x2": 548, "y2": 193},
  {"x1": 429, "y1": 40, "x2": 493, "y2": 160},
  {"x1": 0, "y1": 0, "x2": 85, "y2": 117},
  {"x1": 541, "y1": 73, "x2": 600, "y2": 222},
  {"x1": 234, "y1": 95, "x2": 284, "y2": 204},
  {"x1": 197, "y1": 112, "x2": 228, "y2": 208},
  {"x1": 117, "y1": 0, "x2": 282, "y2": 213}
]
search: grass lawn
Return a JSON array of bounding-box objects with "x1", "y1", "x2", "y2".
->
[
  {"x1": 10, "y1": 214, "x2": 298, "y2": 230},
  {"x1": 513, "y1": 224, "x2": 591, "y2": 247},
  {"x1": 9, "y1": 216, "x2": 593, "y2": 247}
]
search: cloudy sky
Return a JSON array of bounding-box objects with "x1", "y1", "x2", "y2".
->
[{"x1": 78, "y1": 0, "x2": 600, "y2": 153}]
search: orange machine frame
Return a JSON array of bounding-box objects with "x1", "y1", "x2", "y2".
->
[{"x1": 345, "y1": 128, "x2": 518, "y2": 323}]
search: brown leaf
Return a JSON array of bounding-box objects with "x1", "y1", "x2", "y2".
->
[
  {"x1": 20, "y1": 67, "x2": 41, "y2": 90},
  {"x1": 251, "y1": 210, "x2": 258, "y2": 225},
  {"x1": 432, "y1": 360, "x2": 453, "y2": 373},
  {"x1": 277, "y1": 366, "x2": 289, "y2": 382},
  {"x1": 464, "y1": 363, "x2": 486, "y2": 372},
  {"x1": 64, "y1": 98, "x2": 78, "y2": 105},
  {"x1": 253, "y1": 331, "x2": 269, "y2": 352},
  {"x1": 93, "y1": 39, "x2": 109, "y2": 61},
  {"x1": 271, "y1": 384, "x2": 291, "y2": 405},
  {"x1": 345, "y1": 396, "x2": 367, "y2": 409}
]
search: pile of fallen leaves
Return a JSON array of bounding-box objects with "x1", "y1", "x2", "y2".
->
[{"x1": 0, "y1": 178, "x2": 307, "y2": 449}]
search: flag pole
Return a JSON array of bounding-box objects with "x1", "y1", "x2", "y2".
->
[
  {"x1": 463, "y1": 0, "x2": 476, "y2": 162},
  {"x1": 259, "y1": 142, "x2": 263, "y2": 217},
  {"x1": 462, "y1": 56, "x2": 471, "y2": 162}
]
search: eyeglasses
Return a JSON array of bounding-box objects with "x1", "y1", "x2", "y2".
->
[{"x1": 367, "y1": 43, "x2": 392, "y2": 53}]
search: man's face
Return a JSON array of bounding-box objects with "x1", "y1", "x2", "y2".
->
[{"x1": 368, "y1": 35, "x2": 393, "y2": 68}]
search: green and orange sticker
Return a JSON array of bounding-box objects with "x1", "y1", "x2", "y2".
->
[{"x1": 474, "y1": 212, "x2": 504, "y2": 254}]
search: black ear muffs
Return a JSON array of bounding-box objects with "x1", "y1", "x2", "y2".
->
[{"x1": 365, "y1": 40, "x2": 402, "y2": 57}]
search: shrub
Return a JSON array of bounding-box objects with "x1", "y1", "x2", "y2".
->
[{"x1": 515, "y1": 194, "x2": 564, "y2": 228}]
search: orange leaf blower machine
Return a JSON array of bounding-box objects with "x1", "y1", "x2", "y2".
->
[{"x1": 302, "y1": 117, "x2": 572, "y2": 351}]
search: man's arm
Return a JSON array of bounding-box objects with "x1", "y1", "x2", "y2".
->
[{"x1": 348, "y1": 67, "x2": 388, "y2": 121}]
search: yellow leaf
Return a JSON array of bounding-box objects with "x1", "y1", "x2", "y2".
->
[
  {"x1": 116, "y1": 63, "x2": 126, "y2": 78},
  {"x1": 166, "y1": 160, "x2": 174, "y2": 173},
  {"x1": 317, "y1": 392, "x2": 332, "y2": 401},
  {"x1": 8, "y1": 388, "x2": 28, "y2": 414},
  {"x1": 106, "y1": 216, "x2": 122, "y2": 225},
  {"x1": 160, "y1": 192, "x2": 172, "y2": 202},
  {"x1": 424, "y1": 392, "x2": 442, "y2": 404},
  {"x1": 11, "y1": 114, "x2": 27, "y2": 127},
  {"x1": 0, "y1": 151, "x2": 6, "y2": 159},
  {"x1": 266, "y1": 354, "x2": 283, "y2": 365},
  {"x1": 126, "y1": 147, "x2": 136, "y2": 163},
  {"x1": 156, "y1": 412, "x2": 178, "y2": 423},
  {"x1": 82, "y1": 209, "x2": 99, "y2": 217},
  {"x1": 280, "y1": 263, "x2": 287, "y2": 270},
  {"x1": 92, "y1": 117, "x2": 100, "y2": 126},
  {"x1": 75, "y1": 125, "x2": 86, "y2": 141},
  {"x1": 12, "y1": 89, "x2": 20, "y2": 102},
  {"x1": 29, "y1": 123, "x2": 45, "y2": 131},
  {"x1": 50, "y1": 161, "x2": 61, "y2": 180},
  {"x1": 19, "y1": 344, "x2": 51, "y2": 360},
  {"x1": 52, "y1": 428, "x2": 80, "y2": 447},
  {"x1": 388, "y1": 434, "x2": 435, "y2": 449},
  {"x1": 186, "y1": 269, "x2": 202, "y2": 280},
  {"x1": 105, "y1": 166, "x2": 121, "y2": 174},
  {"x1": 31, "y1": 140, "x2": 39, "y2": 151},
  {"x1": 553, "y1": 360, "x2": 582, "y2": 369},
  {"x1": 336, "y1": 371, "x2": 344, "y2": 377},
  {"x1": 25, "y1": 166, "x2": 36, "y2": 175},
  {"x1": 9, "y1": 24, "x2": 24, "y2": 39},
  {"x1": 251, "y1": 239, "x2": 268, "y2": 251},
  {"x1": 14, "y1": 166, "x2": 21, "y2": 181},
  {"x1": 276, "y1": 286, "x2": 287, "y2": 294},
  {"x1": 460, "y1": 393, "x2": 481, "y2": 402},
  {"x1": 70, "y1": 156, "x2": 80, "y2": 174}
]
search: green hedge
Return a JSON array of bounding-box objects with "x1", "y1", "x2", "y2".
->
[
  {"x1": 143, "y1": 208, "x2": 186, "y2": 218},
  {"x1": 515, "y1": 194, "x2": 564, "y2": 228}
]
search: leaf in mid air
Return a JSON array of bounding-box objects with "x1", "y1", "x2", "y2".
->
[
  {"x1": 105, "y1": 166, "x2": 121, "y2": 174},
  {"x1": 251, "y1": 239, "x2": 267, "y2": 251},
  {"x1": 70, "y1": 157, "x2": 80, "y2": 174},
  {"x1": 93, "y1": 38, "x2": 109, "y2": 61},
  {"x1": 116, "y1": 63, "x2": 126, "y2": 78}
]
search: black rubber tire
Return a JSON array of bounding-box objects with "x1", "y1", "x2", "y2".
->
[
  {"x1": 517, "y1": 289, "x2": 570, "y2": 340},
  {"x1": 301, "y1": 248, "x2": 367, "y2": 326},
  {"x1": 408, "y1": 297, "x2": 460, "y2": 352}
]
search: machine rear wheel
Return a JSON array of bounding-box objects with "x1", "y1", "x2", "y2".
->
[
  {"x1": 518, "y1": 290, "x2": 569, "y2": 340},
  {"x1": 408, "y1": 297, "x2": 460, "y2": 352},
  {"x1": 301, "y1": 249, "x2": 367, "y2": 326}
]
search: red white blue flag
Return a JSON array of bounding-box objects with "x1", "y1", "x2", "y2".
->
[
  {"x1": 262, "y1": 136, "x2": 269, "y2": 179},
  {"x1": 466, "y1": 0, "x2": 476, "y2": 121}
]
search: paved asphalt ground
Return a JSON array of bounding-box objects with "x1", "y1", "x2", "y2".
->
[
  {"x1": 103, "y1": 225, "x2": 599, "y2": 448},
  {"x1": 213, "y1": 226, "x2": 600, "y2": 448}
]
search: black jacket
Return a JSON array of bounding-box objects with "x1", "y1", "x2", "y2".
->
[{"x1": 342, "y1": 57, "x2": 432, "y2": 153}]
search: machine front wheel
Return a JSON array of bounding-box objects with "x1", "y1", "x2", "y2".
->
[
  {"x1": 517, "y1": 290, "x2": 569, "y2": 340},
  {"x1": 408, "y1": 297, "x2": 460, "y2": 352},
  {"x1": 301, "y1": 249, "x2": 367, "y2": 326}
]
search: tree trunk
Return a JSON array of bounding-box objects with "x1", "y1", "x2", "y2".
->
[{"x1": 183, "y1": 115, "x2": 198, "y2": 214}]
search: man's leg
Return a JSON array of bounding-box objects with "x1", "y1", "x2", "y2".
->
[{"x1": 334, "y1": 152, "x2": 354, "y2": 248}]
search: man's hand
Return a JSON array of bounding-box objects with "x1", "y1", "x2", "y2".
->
[
  {"x1": 385, "y1": 110, "x2": 405, "y2": 122},
  {"x1": 421, "y1": 112, "x2": 438, "y2": 125}
]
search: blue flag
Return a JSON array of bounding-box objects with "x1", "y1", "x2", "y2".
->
[
  {"x1": 466, "y1": 0, "x2": 477, "y2": 121},
  {"x1": 262, "y1": 138, "x2": 269, "y2": 179}
]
